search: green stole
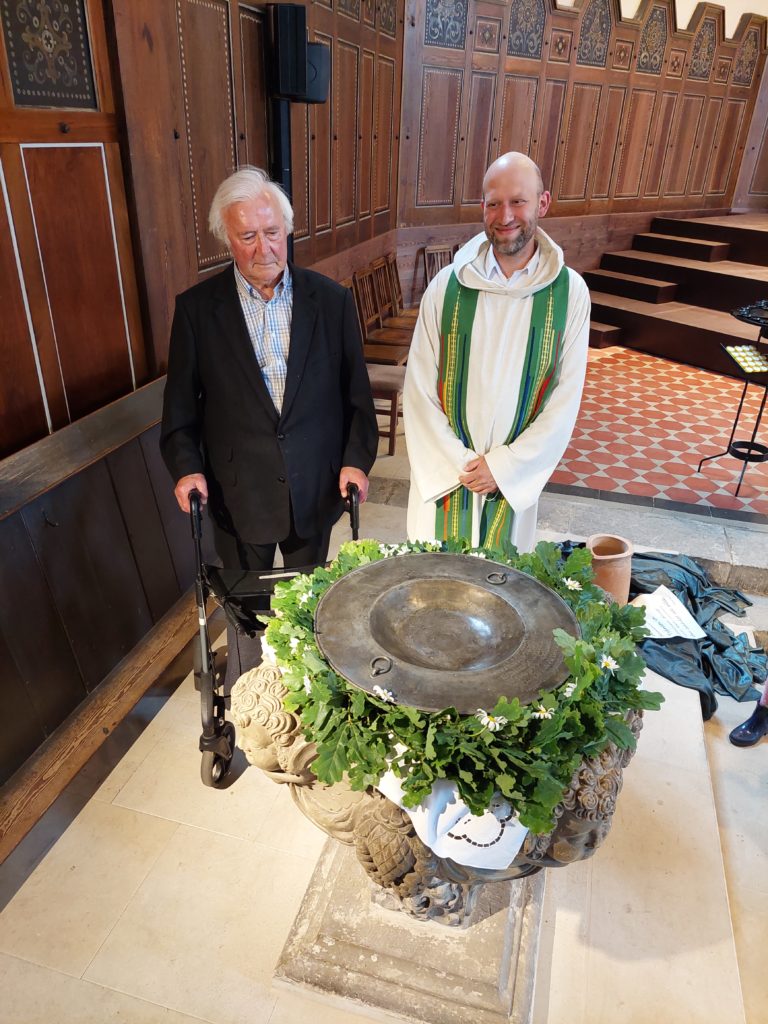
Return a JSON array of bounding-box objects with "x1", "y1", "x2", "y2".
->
[{"x1": 435, "y1": 265, "x2": 570, "y2": 549}]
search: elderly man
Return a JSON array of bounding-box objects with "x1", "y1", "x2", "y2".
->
[
  {"x1": 161, "y1": 166, "x2": 378, "y2": 573},
  {"x1": 403, "y1": 151, "x2": 590, "y2": 552}
]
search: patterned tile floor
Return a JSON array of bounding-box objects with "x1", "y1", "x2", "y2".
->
[{"x1": 551, "y1": 347, "x2": 768, "y2": 520}]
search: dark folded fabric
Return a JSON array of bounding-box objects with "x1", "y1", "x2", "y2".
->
[{"x1": 630, "y1": 551, "x2": 766, "y2": 720}]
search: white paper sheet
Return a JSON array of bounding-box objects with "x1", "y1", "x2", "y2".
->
[{"x1": 631, "y1": 584, "x2": 706, "y2": 640}]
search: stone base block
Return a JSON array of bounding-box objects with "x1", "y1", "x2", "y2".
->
[{"x1": 275, "y1": 839, "x2": 545, "y2": 1024}]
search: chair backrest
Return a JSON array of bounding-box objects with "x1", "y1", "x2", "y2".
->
[
  {"x1": 385, "y1": 252, "x2": 405, "y2": 312},
  {"x1": 340, "y1": 277, "x2": 366, "y2": 345},
  {"x1": 371, "y1": 257, "x2": 396, "y2": 320},
  {"x1": 353, "y1": 266, "x2": 382, "y2": 331},
  {"x1": 423, "y1": 244, "x2": 453, "y2": 284}
]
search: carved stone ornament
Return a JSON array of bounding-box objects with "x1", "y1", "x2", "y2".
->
[{"x1": 231, "y1": 664, "x2": 643, "y2": 927}]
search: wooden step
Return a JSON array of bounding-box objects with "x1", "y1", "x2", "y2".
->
[
  {"x1": 364, "y1": 344, "x2": 409, "y2": 366},
  {"x1": 600, "y1": 250, "x2": 768, "y2": 313},
  {"x1": 584, "y1": 269, "x2": 677, "y2": 303},
  {"x1": 588, "y1": 289, "x2": 757, "y2": 377},
  {"x1": 589, "y1": 320, "x2": 622, "y2": 348},
  {"x1": 651, "y1": 215, "x2": 768, "y2": 266},
  {"x1": 633, "y1": 232, "x2": 731, "y2": 262}
]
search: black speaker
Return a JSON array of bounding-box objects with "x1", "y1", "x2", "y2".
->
[{"x1": 266, "y1": 5, "x2": 330, "y2": 104}]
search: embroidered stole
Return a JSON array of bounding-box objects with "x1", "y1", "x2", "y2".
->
[{"x1": 435, "y1": 265, "x2": 570, "y2": 548}]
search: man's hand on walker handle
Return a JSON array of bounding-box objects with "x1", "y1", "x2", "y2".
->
[
  {"x1": 339, "y1": 466, "x2": 370, "y2": 504},
  {"x1": 175, "y1": 473, "x2": 208, "y2": 513}
]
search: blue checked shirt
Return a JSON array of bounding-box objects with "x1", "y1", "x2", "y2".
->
[{"x1": 234, "y1": 264, "x2": 293, "y2": 412}]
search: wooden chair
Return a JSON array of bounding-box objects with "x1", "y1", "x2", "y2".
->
[
  {"x1": 368, "y1": 364, "x2": 405, "y2": 456},
  {"x1": 371, "y1": 258, "x2": 415, "y2": 332},
  {"x1": 353, "y1": 267, "x2": 412, "y2": 346},
  {"x1": 423, "y1": 244, "x2": 453, "y2": 284},
  {"x1": 340, "y1": 277, "x2": 409, "y2": 366},
  {"x1": 385, "y1": 252, "x2": 418, "y2": 320}
]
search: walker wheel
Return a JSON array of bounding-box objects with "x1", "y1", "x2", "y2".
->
[{"x1": 200, "y1": 722, "x2": 236, "y2": 788}]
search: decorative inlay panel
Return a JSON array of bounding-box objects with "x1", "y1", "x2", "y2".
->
[
  {"x1": 644, "y1": 90, "x2": 677, "y2": 197},
  {"x1": 559, "y1": 83, "x2": 601, "y2": 200},
  {"x1": 733, "y1": 28, "x2": 759, "y2": 87},
  {"x1": 312, "y1": 31, "x2": 333, "y2": 233},
  {"x1": 425, "y1": 0, "x2": 467, "y2": 50},
  {"x1": 290, "y1": 103, "x2": 310, "y2": 239},
  {"x1": 714, "y1": 57, "x2": 731, "y2": 84},
  {"x1": 663, "y1": 93, "x2": 705, "y2": 195},
  {"x1": 688, "y1": 17, "x2": 716, "y2": 81},
  {"x1": 709, "y1": 99, "x2": 746, "y2": 194},
  {"x1": 637, "y1": 6, "x2": 667, "y2": 76},
  {"x1": 668, "y1": 48, "x2": 686, "y2": 78},
  {"x1": 1, "y1": 0, "x2": 96, "y2": 108},
  {"x1": 591, "y1": 85, "x2": 625, "y2": 198},
  {"x1": 338, "y1": 0, "x2": 360, "y2": 21},
  {"x1": 359, "y1": 49, "x2": 374, "y2": 218},
  {"x1": 748, "y1": 125, "x2": 768, "y2": 195},
  {"x1": 549, "y1": 29, "x2": 572, "y2": 64},
  {"x1": 508, "y1": 0, "x2": 545, "y2": 61},
  {"x1": 334, "y1": 40, "x2": 359, "y2": 226},
  {"x1": 462, "y1": 72, "x2": 496, "y2": 203},
  {"x1": 363, "y1": 0, "x2": 376, "y2": 29},
  {"x1": 379, "y1": 0, "x2": 396, "y2": 37},
  {"x1": 612, "y1": 39, "x2": 633, "y2": 71},
  {"x1": 498, "y1": 74, "x2": 538, "y2": 158},
  {"x1": 416, "y1": 66, "x2": 462, "y2": 206},
  {"x1": 688, "y1": 97, "x2": 721, "y2": 192},
  {"x1": 374, "y1": 55, "x2": 395, "y2": 212},
  {"x1": 577, "y1": 0, "x2": 611, "y2": 69},
  {"x1": 474, "y1": 16, "x2": 500, "y2": 54},
  {"x1": 536, "y1": 78, "x2": 567, "y2": 191},
  {"x1": 614, "y1": 89, "x2": 657, "y2": 197}
]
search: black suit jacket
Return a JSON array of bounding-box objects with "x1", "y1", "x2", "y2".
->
[{"x1": 160, "y1": 263, "x2": 378, "y2": 544}]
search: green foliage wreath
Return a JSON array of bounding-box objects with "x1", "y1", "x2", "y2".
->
[{"x1": 262, "y1": 539, "x2": 663, "y2": 834}]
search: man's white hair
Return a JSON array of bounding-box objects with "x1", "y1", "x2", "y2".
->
[{"x1": 208, "y1": 166, "x2": 294, "y2": 242}]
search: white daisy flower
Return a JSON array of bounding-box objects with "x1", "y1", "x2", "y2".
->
[
  {"x1": 600, "y1": 654, "x2": 619, "y2": 672},
  {"x1": 468, "y1": 551, "x2": 487, "y2": 558},
  {"x1": 298, "y1": 592, "x2": 311, "y2": 606},
  {"x1": 261, "y1": 638, "x2": 278, "y2": 665},
  {"x1": 289, "y1": 636, "x2": 301, "y2": 653},
  {"x1": 302, "y1": 675, "x2": 312, "y2": 695},
  {"x1": 562, "y1": 681, "x2": 577, "y2": 698},
  {"x1": 372, "y1": 684, "x2": 396, "y2": 703},
  {"x1": 531, "y1": 705, "x2": 554, "y2": 720},
  {"x1": 564, "y1": 578, "x2": 582, "y2": 591},
  {"x1": 476, "y1": 709, "x2": 508, "y2": 732}
]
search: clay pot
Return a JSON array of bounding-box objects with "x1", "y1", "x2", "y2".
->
[{"x1": 587, "y1": 534, "x2": 633, "y2": 606}]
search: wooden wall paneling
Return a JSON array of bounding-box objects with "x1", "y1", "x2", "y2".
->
[
  {"x1": 613, "y1": 89, "x2": 657, "y2": 199},
  {"x1": 643, "y1": 90, "x2": 677, "y2": 198},
  {"x1": 373, "y1": 53, "x2": 396, "y2": 220},
  {"x1": 590, "y1": 85, "x2": 627, "y2": 200},
  {"x1": 0, "y1": 513, "x2": 86, "y2": 746},
  {"x1": 708, "y1": 98, "x2": 748, "y2": 196},
  {"x1": 334, "y1": 38, "x2": 359, "y2": 228},
  {"x1": 534, "y1": 78, "x2": 567, "y2": 197},
  {"x1": 290, "y1": 99, "x2": 311, "y2": 248},
  {"x1": 238, "y1": 5, "x2": 269, "y2": 172},
  {"x1": 311, "y1": 31, "x2": 333, "y2": 243},
  {"x1": 662, "y1": 93, "x2": 705, "y2": 196},
  {"x1": 359, "y1": 49, "x2": 375, "y2": 220},
  {"x1": 21, "y1": 462, "x2": 153, "y2": 692},
  {"x1": 688, "y1": 96, "x2": 722, "y2": 195},
  {"x1": 748, "y1": 119, "x2": 768, "y2": 195},
  {"x1": 415, "y1": 65, "x2": 463, "y2": 208},
  {"x1": 21, "y1": 144, "x2": 137, "y2": 421},
  {"x1": 106, "y1": 439, "x2": 181, "y2": 622},
  {"x1": 0, "y1": 628, "x2": 44, "y2": 787},
  {"x1": 461, "y1": 72, "x2": 496, "y2": 204},
  {"x1": 175, "y1": 0, "x2": 238, "y2": 272},
  {"x1": 496, "y1": 74, "x2": 538, "y2": 160},
  {"x1": 558, "y1": 82, "x2": 601, "y2": 202},
  {"x1": 0, "y1": 155, "x2": 51, "y2": 455}
]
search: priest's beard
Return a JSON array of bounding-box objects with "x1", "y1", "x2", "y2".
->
[{"x1": 485, "y1": 218, "x2": 537, "y2": 257}]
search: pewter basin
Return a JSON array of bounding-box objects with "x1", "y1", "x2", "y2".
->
[{"x1": 314, "y1": 553, "x2": 579, "y2": 713}]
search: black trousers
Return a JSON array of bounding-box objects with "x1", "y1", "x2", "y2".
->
[{"x1": 212, "y1": 504, "x2": 332, "y2": 573}]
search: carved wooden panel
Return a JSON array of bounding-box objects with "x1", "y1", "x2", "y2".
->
[
  {"x1": 644, "y1": 90, "x2": 677, "y2": 198},
  {"x1": 291, "y1": 102, "x2": 310, "y2": 239},
  {"x1": 663, "y1": 93, "x2": 705, "y2": 196},
  {"x1": 748, "y1": 118, "x2": 768, "y2": 195},
  {"x1": 591, "y1": 85, "x2": 625, "y2": 199},
  {"x1": 239, "y1": 7, "x2": 269, "y2": 172},
  {"x1": 535, "y1": 78, "x2": 566, "y2": 193},
  {"x1": 359, "y1": 49, "x2": 375, "y2": 218},
  {"x1": 176, "y1": 0, "x2": 236, "y2": 269},
  {"x1": 688, "y1": 97, "x2": 721, "y2": 195},
  {"x1": 614, "y1": 89, "x2": 656, "y2": 198},
  {"x1": 416, "y1": 66, "x2": 462, "y2": 207},
  {"x1": 334, "y1": 39, "x2": 359, "y2": 226},
  {"x1": 0, "y1": 159, "x2": 50, "y2": 456},
  {"x1": 374, "y1": 54, "x2": 395, "y2": 214},
  {"x1": 559, "y1": 83, "x2": 601, "y2": 201},
  {"x1": 461, "y1": 72, "x2": 495, "y2": 204},
  {"x1": 497, "y1": 74, "x2": 537, "y2": 158},
  {"x1": 708, "y1": 98, "x2": 747, "y2": 195},
  {"x1": 312, "y1": 31, "x2": 333, "y2": 233},
  {"x1": 22, "y1": 144, "x2": 135, "y2": 421},
  {"x1": 425, "y1": 0, "x2": 467, "y2": 50}
]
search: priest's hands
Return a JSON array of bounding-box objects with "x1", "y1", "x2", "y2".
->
[{"x1": 459, "y1": 456, "x2": 498, "y2": 494}]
